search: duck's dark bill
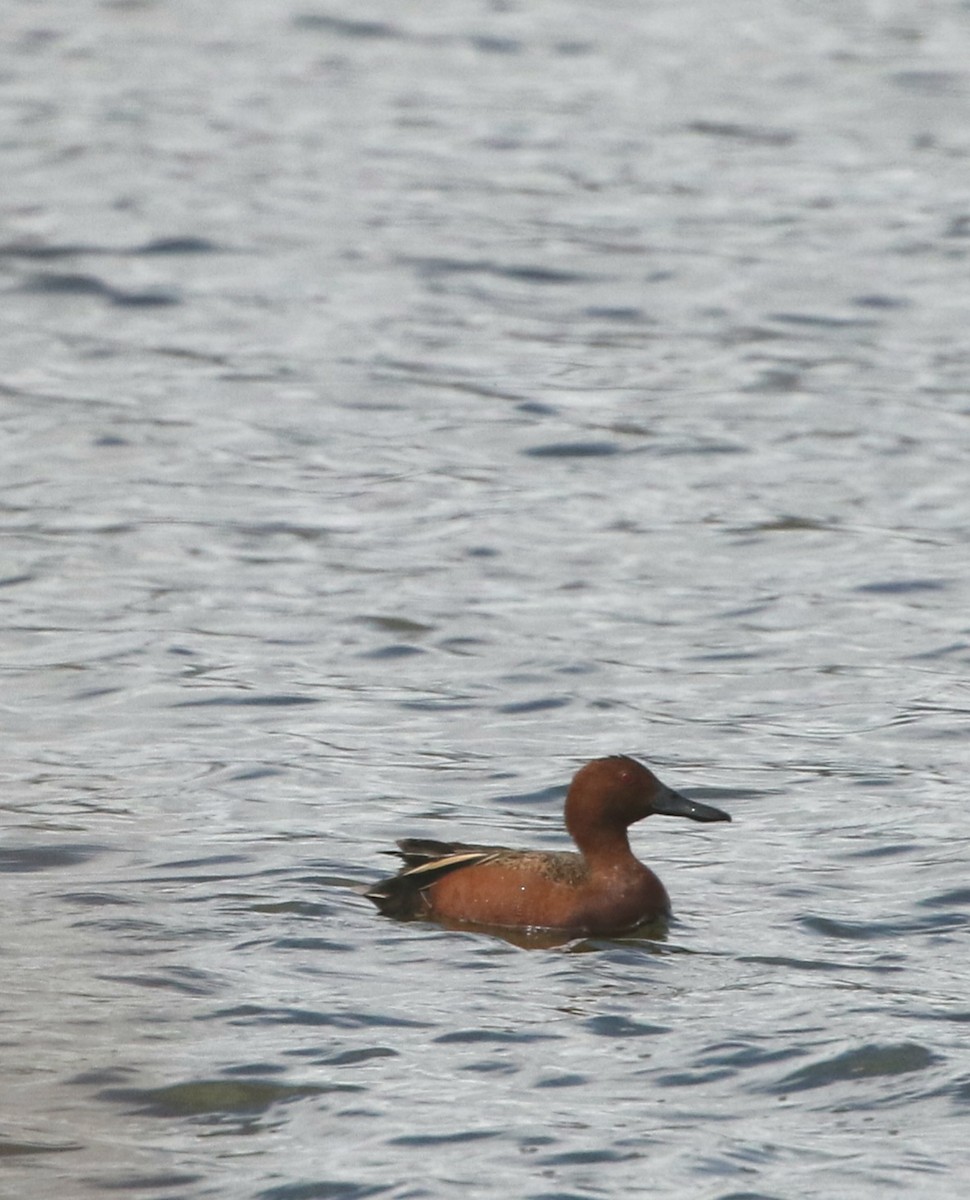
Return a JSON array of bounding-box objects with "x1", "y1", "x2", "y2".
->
[{"x1": 654, "y1": 785, "x2": 731, "y2": 823}]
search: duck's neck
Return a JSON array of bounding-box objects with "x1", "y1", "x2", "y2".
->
[{"x1": 571, "y1": 824, "x2": 638, "y2": 872}]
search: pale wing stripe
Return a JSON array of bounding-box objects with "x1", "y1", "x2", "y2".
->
[{"x1": 402, "y1": 851, "x2": 497, "y2": 878}]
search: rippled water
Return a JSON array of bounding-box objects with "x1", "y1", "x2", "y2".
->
[{"x1": 3, "y1": 0, "x2": 970, "y2": 1196}]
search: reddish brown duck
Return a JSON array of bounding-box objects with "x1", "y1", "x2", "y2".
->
[{"x1": 364, "y1": 755, "x2": 730, "y2": 936}]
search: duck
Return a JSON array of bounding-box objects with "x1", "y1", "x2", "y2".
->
[{"x1": 364, "y1": 755, "x2": 730, "y2": 936}]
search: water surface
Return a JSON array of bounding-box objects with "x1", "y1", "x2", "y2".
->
[{"x1": 3, "y1": 1, "x2": 970, "y2": 1197}]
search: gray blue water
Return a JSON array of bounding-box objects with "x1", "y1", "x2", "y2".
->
[{"x1": 3, "y1": 1, "x2": 970, "y2": 1196}]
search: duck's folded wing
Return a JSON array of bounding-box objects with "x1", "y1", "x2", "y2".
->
[
  {"x1": 390, "y1": 838, "x2": 507, "y2": 867},
  {"x1": 363, "y1": 844, "x2": 504, "y2": 919}
]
